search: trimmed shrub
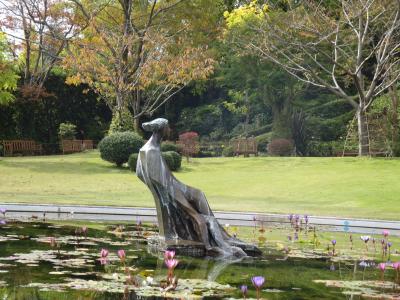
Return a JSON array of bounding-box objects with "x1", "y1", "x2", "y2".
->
[
  {"x1": 108, "y1": 109, "x2": 135, "y2": 134},
  {"x1": 162, "y1": 151, "x2": 175, "y2": 170},
  {"x1": 267, "y1": 139, "x2": 294, "y2": 156},
  {"x1": 128, "y1": 153, "x2": 139, "y2": 172},
  {"x1": 98, "y1": 131, "x2": 144, "y2": 166},
  {"x1": 222, "y1": 145, "x2": 234, "y2": 157},
  {"x1": 162, "y1": 151, "x2": 181, "y2": 171},
  {"x1": 169, "y1": 151, "x2": 182, "y2": 170},
  {"x1": 161, "y1": 141, "x2": 178, "y2": 152}
]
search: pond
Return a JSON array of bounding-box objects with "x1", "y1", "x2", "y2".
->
[{"x1": 0, "y1": 219, "x2": 399, "y2": 299}]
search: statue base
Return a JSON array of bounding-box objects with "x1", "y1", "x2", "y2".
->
[
  {"x1": 147, "y1": 236, "x2": 262, "y2": 257},
  {"x1": 147, "y1": 236, "x2": 206, "y2": 257}
]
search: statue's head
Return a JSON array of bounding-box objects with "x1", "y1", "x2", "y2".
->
[{"x1": 142, "y1": 118, "x2": 169, "y2": 133}]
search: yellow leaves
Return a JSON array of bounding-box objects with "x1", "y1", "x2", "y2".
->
[{"x1": 224, "y1": 1, "x2": 267, "y2": 30}]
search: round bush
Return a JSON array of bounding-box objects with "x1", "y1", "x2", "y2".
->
[
  {"x1": 267, "y1": 139, "x2": 294, "y2": 156},
  {"x1": 162, "y1": 151, "x2": 181, "y2": 171},
  {"x1": 162, "y1": 151, "x2": 175, "y2": 170},
  {"x1": 161, "y1": 141, "x2": 178, "y2": 152},
  {"x1": 128, "y1": 153, "x2": 139, "y2": 172},
  {"x1": 98, "y1": 131, "x2": 144, "y2": 166},
  {"x1": 222, "y1": 145, "x2": 234, "y2": 157},
  {"x1": 168, "y1": 151, "x2": 182, "y2": 170}
]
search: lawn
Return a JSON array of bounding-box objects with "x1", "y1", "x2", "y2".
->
[{"x1": 0, "y1": 151, "x2": 399, "y2": 220}]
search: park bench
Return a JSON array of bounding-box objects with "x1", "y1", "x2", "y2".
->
[
  {"x1": 337, "y1": 149, "x2": 389, "y2": 157},
  {"x1": 2, "y1": 140, "x2": 42, "y2": 156},
  {"x1": 231, "y1": 138, "x2": 258, "y2": 157},
  {"x1": 61, "y1": 139, "x2": 94, "y2": 154}
]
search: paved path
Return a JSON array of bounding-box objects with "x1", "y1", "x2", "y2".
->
[{"x1": 1, "y1": 203, "x2": 400, "y2": 236}]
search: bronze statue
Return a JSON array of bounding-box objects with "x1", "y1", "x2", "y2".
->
[{"x1": 137, "y1": 118, "x2": 261, "y2": 257}]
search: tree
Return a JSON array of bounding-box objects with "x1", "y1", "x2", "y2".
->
[
  {"x1": 0, "y1": 0, "x2": 83, "y2": 98},
  {"x1": 0, "y1": 32, "x2": 19, "y2": 105},
  {"x1": 225, "y1": 0, "x2": 400, "y2": 156},
  {"x1": 65, "y1": 0, "x2": 218, "y2": 133}
]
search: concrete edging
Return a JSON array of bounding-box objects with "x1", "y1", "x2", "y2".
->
[{"x1": 1, "y1": 203, "x2": 399, "y2": 236}]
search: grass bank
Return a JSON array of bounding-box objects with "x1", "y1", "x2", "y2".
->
[{"x1": 0, "y1": 151, "x2": 399, "y2": 219}]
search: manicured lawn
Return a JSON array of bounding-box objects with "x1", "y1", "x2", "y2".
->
[{"x1": 0, "y1": 151, "x2": 399, "y2": 220}]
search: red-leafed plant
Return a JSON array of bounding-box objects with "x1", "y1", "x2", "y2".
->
[{"x1": 177, "y1": 131, "x2": 199, "y2": 162}]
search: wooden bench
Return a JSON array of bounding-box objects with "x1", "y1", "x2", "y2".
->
[
  {"x1": 2, "y1": 140, "x2": 42, "y2": 156},
  {"x1": 231, "y1": 138, "x2": 258, "y2": 157},
  {"x1": 61, "y1": 139, "x2": 94, "y2": 154},
  {"x1": 337, "y1": 150, "x2": 389, "y2": 157}
]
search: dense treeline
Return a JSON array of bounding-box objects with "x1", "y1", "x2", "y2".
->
[{"x1": 0, "y1": 0, "x2": 399, "y2": 156}]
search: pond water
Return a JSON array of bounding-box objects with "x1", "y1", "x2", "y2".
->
[{"x1": 0, "y1": 220, "x2": 399, "y2": 299}]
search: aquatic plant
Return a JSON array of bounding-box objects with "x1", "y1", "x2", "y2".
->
[
  {"x1": 165, "y1": 258, "x2": 179, "y2": 284},
  {"x1": 349, "y1": 234, "x2": 353, "y2": 250},
  {"x1": 304, "y1": 215, "x2": 309, "y2": 232},
  {"x1": 81, "y1": 226, "x2": 88, "y2": 238},
  {"x1": 329, "y1": 262, "x2": 335, "y2": 271},
  {"x1": 383, "y1": 230, "x2": 389, "y2": 238},
  {"x1": 393, "y1": 262, "x2": 400, "y2": 283},
  {"x1": 378, "y1": 263, "x2": 386, "y2": 281},
  {"x1": 100, "y1": 249, "x2": 109, "y2": 258},
  {"x1": 360, "y1": 236, "x2": 370, "y2": 251},
  {"x1": 372, "y1": 237, "x2": 376, "y2": 252},
  {"x1": 240, "y1": 285, "x2": 248, "y2": 299},
  {"x1": 251, "y1": 276, "x2": 265, "y2": 300},
  {"x1": 49, "y1": 237, "x2": 56, "y2": 248},
  {"x1": 164, "y1": 250, "x2": 175, "y2": 260},
  {"x1": 331, "y1": 240, "x2": 336, "y2": 256},
  {"x1": 288, "y1": 214, "x2": 293, "y2": 227},
  {"x1": 117, "y1": 249, "x2": 126, "y2": 263},
  {"x1": 0, "y1": 208, "x2": 6, "y2": 217}
]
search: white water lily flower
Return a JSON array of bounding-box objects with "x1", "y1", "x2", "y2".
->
[
  {"x1": 146, "y1": 276, "x2": 153, "y2": 284},
  {"x1": 360, "y1": 236, "x2": 370, "y2": 242}
]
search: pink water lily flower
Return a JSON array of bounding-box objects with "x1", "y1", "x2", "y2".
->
[
  {"x1": 117, "y1": 249, "x2": 126, "y2": 262},
  {"x1": 379, "y1": 263, "x2": 386, "y2": 271},
  {"x1": 379, "y1": 262, "x2": 386, "y2": 281},
  {"x1": 164, "y1": 250, "x2": 175, "y2": 260},
  {"x1": 383, "y1": 230, "x2": 389, "y2": 238},
  {"x1": 165, "y1": 258, "x2": 178, "y2": 270},
  {"x1": 100, "y1": 248, "x2": 109, "y2": 258}
]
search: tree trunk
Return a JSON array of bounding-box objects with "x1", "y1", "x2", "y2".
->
[
  {"x1": 356, "y1": 106, "x2": 369, "y2": 156},
  {"x1": 131, "y1": 88, "x2": 144, "y2": 136},
  {"x1": 134, "y1": 117, "x2": 142, "y2": 136}
]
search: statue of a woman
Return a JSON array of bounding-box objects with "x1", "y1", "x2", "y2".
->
[{"x1": 136, "y1": 118, "x2": 261, "y2": 257}]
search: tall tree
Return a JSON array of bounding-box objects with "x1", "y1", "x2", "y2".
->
[
  {"x1": 0, "y1": 32, "x2": 19, "y2": 105},
  {"x1": 225, "y1": 0, "x2": 400, "y2": 156},
  {"x1": 64, "y1": 0, "x2": 218, "y2": 132},
  {"x1": 0, "y1": 0, "x2": 83, "y2": 98}
]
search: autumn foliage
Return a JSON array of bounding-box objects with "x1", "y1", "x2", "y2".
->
[{"x1": 177, "y1": 131, "x2": 200, "y2": 161}]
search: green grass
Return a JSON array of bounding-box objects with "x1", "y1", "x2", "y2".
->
[{"x1": 0, "y1": 151, "x2": 399, "y2": 219}]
